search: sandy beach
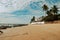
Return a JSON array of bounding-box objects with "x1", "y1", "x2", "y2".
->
[{"x1": 0, "y1": 24, "x2": 60, "y2": 40}]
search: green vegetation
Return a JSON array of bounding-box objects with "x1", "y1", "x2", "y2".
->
[
  {"x1": 30, "y1": 4, "x2": 60, "y2": 23},
  {"x1": 42, "y1": 4, "x2": 60, "y2": 22},
  {"x1": 30, "y1": 16, "x2": 35, "y2": 23}
]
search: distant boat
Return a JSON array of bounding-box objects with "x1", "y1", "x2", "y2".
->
[{"x1": 30, "y1": 16, "x2": 45, "y2": 25}]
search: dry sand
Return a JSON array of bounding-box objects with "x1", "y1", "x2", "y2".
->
[{"x1": 0, "y1": 24, "x2": 60, "y2": 40}]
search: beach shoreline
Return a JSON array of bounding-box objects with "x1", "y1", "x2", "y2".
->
[{"x1": 0, "y1": 24, "x2": 60, "y2": 40}]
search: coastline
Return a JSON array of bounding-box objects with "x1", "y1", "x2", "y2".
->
[{"x1": 0, "y1": 24, "x2": 60, "y2": 40}]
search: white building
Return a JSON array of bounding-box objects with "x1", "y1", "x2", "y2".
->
[{"x1": 31, "y1": 17, "x2": 45, "y2": 24}]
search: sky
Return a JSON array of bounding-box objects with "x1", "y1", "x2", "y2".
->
[{"x1": 0, "y1": 0, "x2": 60, "y2": 24}]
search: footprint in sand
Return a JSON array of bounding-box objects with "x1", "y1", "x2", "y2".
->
[{"x1": 22, "y1": 32, "x2": 28, "y2": 35}]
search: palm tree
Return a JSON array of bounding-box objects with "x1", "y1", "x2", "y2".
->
[
  {"x1": 46, "y1": 10, "x2": 53, "y2": 16},
  {"x1": 42, "y1": 4, "x2": 49, "y2": 11},
  {"x1": 30, "y1": 16, "x2": 35, "y2": 23},
  {"x1": 52, "y1": 5, "x2": 58, "y2": 15},
  {"x1": 42, "y1": 4, "x2": 49, "y2": 16},
  {"x1": 49, "y1": 9, "x2": 54, "y2": 15},
  {"x1": 51, "y1": 5, "x2": 58, "y2": 20}
]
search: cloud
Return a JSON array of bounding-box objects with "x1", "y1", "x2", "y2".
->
[
  {"x1": 0, "y1": 15, "x2": 33, "y2": 24},
  {"x1": 0, "y1": 0, "x2": 32, "y2": 12},
  {"x1": 0, "y1": 0, "x2": 59, "y2": 24},
  {"x1": 0, "y1": 17, "x2": 21, "y2": 24},
  {"x1": 0, "y1": 0, "x2": 32, "y2": 24},
  {"x1": 0, "y1": 13, "x2": 16, "y2": 17}
]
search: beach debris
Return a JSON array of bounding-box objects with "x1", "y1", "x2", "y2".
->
[{"x1": 0, "y1": 31, "x2": 3, "y2": 35}]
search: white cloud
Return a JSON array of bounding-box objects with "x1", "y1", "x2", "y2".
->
[
  {"x1": 0, "y1": 0, "x2": 59, "y2": 24},
  {"x1": 0, "y1": 17, "x2": 21, "y2": 24},
  {"x1": 0, "y1": 15, "x2": 33, "y2": 24},
  {"x1": 0, "y1": 0, "x2": 32, "y2": 12},
  {"x1": 0, "y1": 0, "x2": 32, "y2": 24},
  {"x1": 0, "y1": 13, "x2": 16, "y2": 17}
]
